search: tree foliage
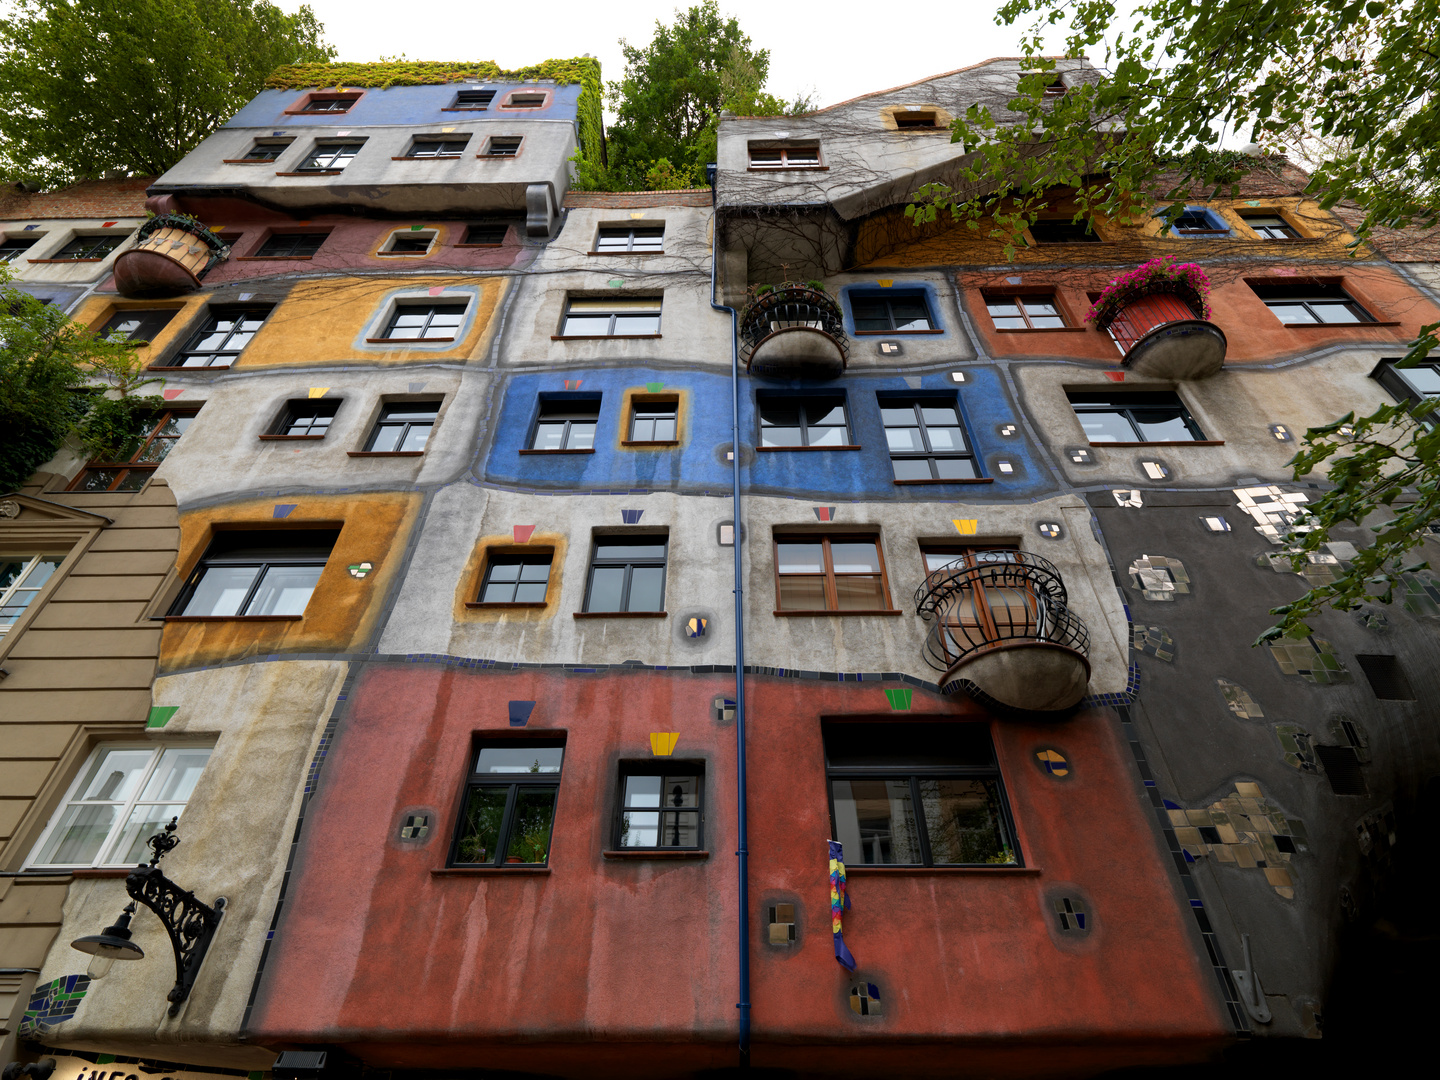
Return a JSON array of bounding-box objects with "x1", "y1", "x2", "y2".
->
[
  {"x1": 0, "y1": 0, "x2": 335, "y2": 187},
  {"x1": 592, "y1": 1, "x2": 811, "y2": 190}
]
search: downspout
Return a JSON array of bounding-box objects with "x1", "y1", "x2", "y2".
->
[{"x1": 708, "y1": 165, "x2": 751, "y2": 1069}]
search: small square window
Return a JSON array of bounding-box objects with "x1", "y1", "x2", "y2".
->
[
  {"x1": 240, "y1": 141, "x2": 290, "y2": 162},
  {"x1": 54, "y1": 234, "x2": 126, "y2": 260},
  {"x1": 0, "y1": 236, "x2": 39, "y2": 261},
  {"x1": 851, "y1": 290, "x2": 935, "y2": 332},
  {"x1": 614, "y1": 765, "x2": 703, "y2": 850},
  {"x1": 1028, "y1": 220, "x2": 1100, "y2": 244},
  {"x1": 298, "y1": 94, "x2": 359, "y2": 113},
  {"x1": 379, "y1": 300, "x2": 465, "y2": 338},
  {"x1": 1241, "y1": 213, "x2": 1302, "y2": 240},
  {"x1": 379, "y1": 231, "x2": 437, "y2": 256},
  {"x1": 880, "y1": 395, "x2": 977, "y2": 480},
  {"x1": 774, "y1": 534, "x2": 892, "y2": 612},
  {"x1": 98, "y1": 309, "x2": 177, "y2": 343},
  {"x1": 1067, "y1": 390, "x2": 1206, "y2": 443},
  {"x1": 595, "y1": 226, "x2": 664, "y2": 253},
  {"x1": 504, "y1": 92, "x2": 547, "y2": 108},
  {"x1": 530, "y1": 397, "x2": 600, "y2": 450},
  {"x1": 406, "y1": 137, "x2": 467, "y2": 158},
  {"x1": 748, "y1": 143, "x2": 821, "y2": 168},
  {"x1": 984, "y1": 295, "x2": 1066, "y2": 330},
  {"x1": 561, "y1": 296, "x2": 661, "y2": 336},
  {"x1": 478, "y1": 552, "x2": 553, "y2": 604},
  {"x1": 298, "y1": 141, "x2": 364, "y2": 171},
  {"x1": 627, "y1": 397, "x2": 678, "y2": 442},
  {"x1": 1250, "y1": 281, "x2": 1373, "y2": 325},
  {"x1": 255, "y1": 232, "x2": 328, "y2": 258},
  {"x1": 165, "y1": 306, "x2": 271, "y2": 368},
  {"x1": 451, "y1": 739, "x2": 565, "y2": 866},
  {"x1": 758, "y1": 394, "x2": 849, "y2": 447},
  {"x1": 270, "y1": 398, "x2": 340, "y2": 437},
  {"x1": 451, "y1": 89, "x2": 495, "y2": 110},
  {"x1": 364, "y1": 401, "x2": 440, "y2": 453},
  {"x1": 584, "y1": 535, "x2": 668, "y2": 613},
  {"x1": 464, "y1": 223, "x2": 510, "y2": 245},
  {"x1": 171, "y1": 528, "x2": 337, "y2": 617},
  {"x1": 482, "y1": 136, "x2": 523, "y2": 157}
]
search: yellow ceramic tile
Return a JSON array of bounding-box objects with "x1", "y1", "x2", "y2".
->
[
  {"x1": 1264, "y1": 867, "x2": 1293, "y2": 888},
  {"x1": 1168, "y1": 809, "x2": 1189, "y2": 827},
  {"x1": 1214, "y1": 844, "x2": 1237, "y2": 863},
  {"x1": 1277, "y1": 886, "x2": 1296, "y2": 899},
  {"x1": 1173, "y1": 826, "x2": 1203, "y2": 846},
  {"x1": 1234, "y1": 845, "x2": 1257, "y2": 868},
  {"x1": 769, "y1": 923, "x2": 790, "y2": 945},
  {"x1": 1216, "y1": 824, "x2": 1240, "y2": 844},
  {"x1": 649, "y1": 732, "x2": 680, "y2": 756},
  {"x1": 1186, "y1": 809, "x2": 1212, "y2": 826},
  {"x1": 1235, "y1": 782, "x2": 1263, "y2": 797}
]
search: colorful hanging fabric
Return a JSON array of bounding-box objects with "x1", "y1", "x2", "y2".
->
[{"x1": 829, "y1": 839, "x2": 856, "y2": 971}]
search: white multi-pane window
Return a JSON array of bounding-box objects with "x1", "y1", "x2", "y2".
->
[
  {"x1": 1, "y1": 554, "x2": 65, "y2": 634},
  {"x1": 26, "y1": 745, "x2": 212, "y2": 868}
]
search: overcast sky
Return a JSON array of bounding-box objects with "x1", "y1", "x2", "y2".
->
[{"x1": 277, "y1": 0, "x2": 1081, "y2": 114}]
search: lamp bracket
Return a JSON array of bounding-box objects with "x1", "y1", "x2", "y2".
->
[{"x1": 125, "y1": 865, "x2": 225, "y2": 1017}]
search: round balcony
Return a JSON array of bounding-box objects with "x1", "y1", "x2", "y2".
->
[
  {"x1": 739, "y1": 284, "x2": 848, "y2": 377},
  {"x1": 1099, "y1": 287, "x2": 1226, "y2": 380},
  {"x1": 915, "y1": 551, "x2": 1092, "y2": 714},
  {"x1": 112, "y1": 214, "x2": 230, "y2": 298}
]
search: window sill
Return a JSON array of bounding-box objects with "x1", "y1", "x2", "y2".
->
[
  {"x1": 164, "y1": 614, "x2": 304, "y2": 622},
  {"x1": 1280, "y1": 320, "x2": 1400, "y2": 329},
  {"x1": 853, "y1": 329, "x2": 944, "y2": 336},
  {"x1": 374, "y1": 252, "x2": 435, "y2": 258},
  {"x1": 259, "y1": 434, "x2": 326, "y2": 441},
  {"x1": 237, "y1": 255, "x2": 315, "y2": 261},
  {"x1": 28, "y1": 257, "x2": 106, "y2": 263},
  {"x1": 391, "y1": 156, "x2": 464, "y2": 161},
  {"x1": 347, "y1": 450, "x2": 425, "y2": 457},
  {"x1": 431, "y1": 866, "x2": 550, "y2": 876},
  {"x1": 772, "y1": 609, "x2": 903, "y2": 617},
  {"x1": 283, "y1": 108, "x2": 354, "y2": 116},
  {"x1": 146, "y1": 363, "x2": 231, "y2": 371},
  {"x1": 477, "y1": 154, "x2": 520, "y2": 159},
  {"x1": 71, "y1": 867, "x2": 135, "y2": 878},
  {"x1": 222, "y1": 159, "x2": 280, "y2": 164},
  {"x1": 574, "y1": 611, "x2": 668, "y2": 619},
  {"x1": 365, "y1": 336, "x2": 455, "y2": 344},
  {"x1": 993, "y1": 326, "x2": 1088, "y2": 333},
  {"x1": 455, "y1": 243, "x2": 507, "y2": 248},
  {"x1": 464, "y1": 601, "x2": 549, "y2": 609},
  {"x1": 518, "y1": 448, "x2": 596, "y2": 455},
  {"x1": 845, "y1": 865, "x2": 1040, "y2": 875},
  {"x1": 587, "y1": 250, "x2": 666, "y2": 257},
  {"x1": 757, "y1": 444, "x2": 861, "y2": 452},
  {"x1": 440, "y1": 107, "x2": 489, "y2": 113},
  {"x1": 276, "y1": 170, "x2": 343, "y2": 177},
  {"x1": 894, "y1": 477, "x2": 996, "y2": 485},
  {"x1": 551, "y1": 334, "x2": 663, "y2": 340},
  {"x1": 1087, "y1": 440, "x2": 1225, "y2": 447},
  {"x1": 602, "y1": 850, "x2": 710, "y2": 860},
  {"x1": 620, "y1": 440, "x2": 680, "y2": 447},
  {"x1": 747, "y1": 166, "x2": 829, "y2": 172}
]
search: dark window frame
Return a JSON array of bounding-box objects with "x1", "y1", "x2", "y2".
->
[
  {"x1": 163, "y1": 306, "x2": 272, "y2": 368},
  {"x1": 169, "y1": 529, "x2": 337, "y2": 618},
  {"x1": 757, "y1": 394, "x2": 852, "y2": 448},
  {"x1": 404, "y1": 137, "x2": 468, "y2": 159},
  {"x1": 773, "y1": 533, "x2": 895, "y2": 614},
  {"x1": 559, "y1": 295, "x2": 663, "y2": 338},
  {"x1": 501, "y1": 90, "x2": 549, "y2": 109},
  {"x1": 582, "y1": 534, "x2": 668, "y2": 613},
  {"x1": 462, "y1": 223, "x2": 510, "y2": 246},
  {"x1": 97, "y1": 308, "x2": 178, "y2": 344},
  {"x1": 481, "y1": 136, "x2": 524, "y2": 157},
  {"x1": 879, "y1": 394, "x2": 980, "y2": 481},
  {"x1": 448, "y1": 738, "x2": 566, "y2": 868},
  {"x1": 475, "y1": 550, "x2": 554, "y2": 606},
  {"x1": 1250, "y1": 281, "x2": 1375, "y2": 325},
  {"x1": 267, "y1": 398, "x2": 340, "y2": 438},
  {"x1": 1371, "y1": 357, "x2": 1440, "y2": 419},
  {"x1": 627, "y1": 396, "x2": 679, "y2": 443},
  {"x1": 529, "y1": 396, "x2": 601, "y2": 451},
  {"x1": 612, "y1": 762, "x2": 705, "y2": 851},
  {"x1": 67, "y1": 408, "x2": 197, "y2": 492},
  {"x1": 238, "y1": 141, "x2": 292, "y2": 162},
  {"x1": 824, "y1": 721, "x2": 1022, "y2": 868},
  {"x1": 448, "y1": 89, "x2": 495, "y2": 111},
  {"x1": 363, "y1": 400, "x2": 440, "y2": 453},
  {"x1": 1240, "y1": 213, "x2": 1302, "y2": 240},
  {"x1": 0, "y1": 236, "x2": 39, "y2": 261},
  {"x1": 294, "y1": 94, "x2": 360, "y2": 114},
  {"x1": 1027, "y1": 220, "x2": 1101, "y2": 244},
  {"x1": 297, "y1": 140, "x2": 364, "y2": 171},
  {"x1": 254, "y1": 232, "x2": 329, "y2": 258},
  {"x1": 850, "y1": 289, "x2": 937, "y2": 334},
  {"x1": 1067, "y1": 389, "x2": 1208, "y2": 444},
  {"x1": 894, "y1": 111, "x2": 941, "y2": 129},
  {"x1": 53, "y1": 234, "x2": 126, "y2": 260}
]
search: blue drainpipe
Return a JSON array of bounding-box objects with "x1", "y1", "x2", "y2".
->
[{"x1": 708, "y1": 162, "x2": 751, "y2": 1069}]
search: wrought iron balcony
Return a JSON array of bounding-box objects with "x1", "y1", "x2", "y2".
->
[
  {"x1": 112, "y1": 214, "x2": 230, "y2": 298},
  {"x1": 915, "y1": 550, "x2": 1091, "y2": 713},
  {"x1": 1100, "y1": 288, "x2": 1226, "y2": 380},
  {"x1": 739, "y1": 283, "x2": 848, "y2": 377}
]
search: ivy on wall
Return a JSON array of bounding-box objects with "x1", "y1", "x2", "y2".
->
[{"x1": 264, "y1": 59, "x2": 604, "y2": 172}]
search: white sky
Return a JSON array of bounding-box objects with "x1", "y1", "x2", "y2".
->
[{"x1": 276, "y1": 0, "x2": 1078, "y2": 115}]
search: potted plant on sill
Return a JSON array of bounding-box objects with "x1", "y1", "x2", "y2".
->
[{"x1": 1087, "y1": 257, "x2": 1226, "y2": 379}]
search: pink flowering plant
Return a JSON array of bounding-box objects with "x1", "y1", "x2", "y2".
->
[{"x1": 1086, "y1": 257, "x2": 1212, "y2": 327}]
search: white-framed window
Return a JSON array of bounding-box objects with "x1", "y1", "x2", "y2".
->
[
  {"x1": 378, "y1": 229, "x2": 438, "y2": 256},
  {"x1": 25, "y1": 744, "x2": 213, "y2": 869},
  {"x1": 1, "y1": 554, "x2": 66, "y2": 634}
]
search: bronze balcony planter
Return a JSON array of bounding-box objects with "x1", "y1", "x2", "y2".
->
[
  {"x1": 915, "y1": 550, "x2": 1091, "y2": 713},
  {"x1": 112, "y1": 214, "x2": 231, "y2": 297},
  {"x1": 739, "y1": 284, "x2": 849, "y2": 377},
  {"x1": 1096, "y1": 284, "x2": 1226, "y2": 380}
]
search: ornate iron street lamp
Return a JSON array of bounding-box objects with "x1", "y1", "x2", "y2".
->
[{"x1": 70, "y1": 818, "x2": 226, "y2": 1016}]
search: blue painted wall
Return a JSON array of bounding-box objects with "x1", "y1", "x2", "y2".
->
[
  {"x1": 482, "y1": 366, "x2": 1056, "y2": 500},
  {"x1": 225, "y1": 84, "x2": 582, "y2": 129}
]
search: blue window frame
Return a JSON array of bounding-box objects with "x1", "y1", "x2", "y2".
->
[{"x1": 1159, "y1": 206, "x2": 1231, "y2": 237}]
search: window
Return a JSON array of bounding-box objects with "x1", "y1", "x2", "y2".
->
[
  {"x1": 166, "y1": 307, "x2": 270, "y2": 367},
  {"x1": 749, "y1": 144, "x2": 821, "y2": 168},
  {"x1": 628, "y1": 397, "x2": 678, "y2": 442},
  {"x1": 758, "y1": 395, "x2": 849, "y2": 447},
  {"x1": 881, "y1": 397, "x2": 978, "y2": 480},
  {"x1": 1, "y1": 554, "x2": 65, "y2": 634},
  {"x1": 1373, "y1": 357, "x2": 1440, "y2": 410},
  {"x1": 1241, "y1": 213, "x2": 1301, "y2": 240},
  {"x1": 1160, "y1": 208, "x2": 1229, "y2": 237},
  {"x1": 463, "y1": 222, "x2": 510, "y2": 245},
  {"x1": 1027, "y1": 220, "x2": 1100, "y2": 244},
  {"x1": 561, "y1": 296, "x2": 662, "y2": 336},
  {"x1": 25, "y1": 745, "x2": 213, "y2": 869},
  {"x1": 775, "y1": 535, "x2": 892, "y2": 612},
  {"x1": 68, "y1": 409, "x2": 194, "y2": 491},
  {"x1": 298, "y1": 141, "x2": 364, "y2": 171},
  {"x1": 98, "y1": 309, "x2": 177, "y2": 343},
  {"x1": 851, "y1": 290, "x2": 935, "y2": 333},
  {"x1": 920, "y1": 546, "x2": 1047, "y2": 661},
  {"x1": 1067, "y1": 390, "x2": 1206, "y2": 443},
  {"x1": 530, "y1": 397, "x2": 599, "y2": 450},
  {"x1": 364, "y1": 402, "x2": 439, "y2": 452},
  {"x1": 584, "y1": 536, "x2": 667, "y2": 613},
  {"x1": 405, "y1": 137, "x2": 467, "y2": 158},
  {"x1": 171, "y1": 528, "x2": 337, "y2": 618},
  {"x1": 481, "y1": 136, "x2": 523, "y2": 157},
  {"x1": 0, "y1": 237, "x2": 38, "y2": 261},
  {"x1": 240, "y1": 142, "x2": 290, "y2": 161},
  {"x1": 255, "y1": 232, "x2": 328, "y2": 258},
  {"x1": 825, "y1": 722, "x2": 1019, "y2": 867},
  {"x1": 503, "y1": 92, "x2": 547, "y2": 108},
  {"x1": 1251, "y1": 282, "x2": 1373, "y2": 325},
  {"x1": 450, "y1": 89, "x2": 495, "y2": 110},
  {"x1": 297, "y1": 94, "x2": 358, "y2": 113},
  {"x1": 268, "y1": 399, "x2": 339, "y2": 437},
  {"x1": 1041, "y1": 75, "x2": 1067, "y2": 96},
  {"x1": 985, "y1": 295, "x2": 1065, "y2": 330},
  {"x1": 379, "y1": 301, "x2": 465, "y2": 339},
  {"x1": 477, "y1": 552, "x2": 552, "y2": 604},
  {"x1": 379, "y1": 231, "x2": 437, "y2": 256},
  {"x1": 53, "y1": 234, "x2": 125, "y2": 260},
  {"x1": 614, "y1": 765, "x2": 703, "y2": 850},
  {"x1": 595, "y1": 226, "x2": 664, "y2": 253},
  {"x1": 451, "y1": 740, "x2": 564, "y2": 867},
  {"x1": 894, "y1": 110, "x2": 940, "y2": 129}
]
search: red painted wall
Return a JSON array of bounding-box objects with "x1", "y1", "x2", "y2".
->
[{"x1": 248, "y1": 665, "x2": 1227, "y2": 1077}]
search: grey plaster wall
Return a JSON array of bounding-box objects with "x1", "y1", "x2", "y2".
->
[{"x1": 0, "y1": 219, "x2": 141, "y2": 286}]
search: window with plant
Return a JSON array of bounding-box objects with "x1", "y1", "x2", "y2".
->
[{"x1": 452, "y1": 742, "x2": 565, "y2": 866}]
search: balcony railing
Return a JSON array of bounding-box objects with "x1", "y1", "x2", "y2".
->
[
  {"x1": 1099, "y1": 288, "x2": 1226, "y2": 379},
  {"x1": 739, "y1": 284, "x2": 849, "y2": 377},
  {"x1": 915, "y1": 551, "x2": 1091, "y2": 712},
  {"x1": 112, "y1": 214, "x2": 230, "y2": 298}
]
